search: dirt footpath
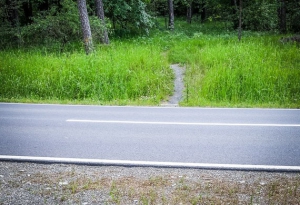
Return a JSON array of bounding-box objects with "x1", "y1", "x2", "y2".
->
[{"x1": 161, "y1": 64, "x2": 185, "y2": 107}]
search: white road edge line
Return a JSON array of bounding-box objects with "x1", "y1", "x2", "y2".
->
[
  {"x1": 66, "y1": 119, "x2": 300, "y2": 127},
  {"x1": 1, "y1": 155, "x2": 300, "y2": 172},
  {"x1": 1, "y1": 102, "x2": 300, "y2": 111}
]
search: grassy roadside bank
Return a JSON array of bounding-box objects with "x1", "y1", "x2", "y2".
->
[
  {"x1": 171, "y1": 34, "x2": 300, "y2": 108},
  {"x1": 0, "y1": 41, "x2": 173, "y2": 106},
  {"x1": 0, "y1": 20, "x2": 299, "y2": 107}
]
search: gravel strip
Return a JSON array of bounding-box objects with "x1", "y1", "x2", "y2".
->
[{"x1": 1, "y1": 162, "x2": 299, "y2": 204}]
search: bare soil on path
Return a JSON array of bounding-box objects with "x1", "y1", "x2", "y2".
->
[{"x1": 161, "y1": 64, "x2": 185, "y2": 106}]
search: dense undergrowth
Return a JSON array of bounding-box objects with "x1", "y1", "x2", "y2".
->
[{"x1": 0, "y1": 19, "x2": 299, "y2": 107}]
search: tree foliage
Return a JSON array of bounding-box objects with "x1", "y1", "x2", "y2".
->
[
  {"x1": 0, "y1": 0, "x2": 299, "y2": 49},
  {"x1": 26, "y1": 0, "x2": 80, "y2": 46},
  {"x1": 0, "y1": 0, "x2": 81, "y2": 49},
  {"x1": 104, "y1": 0, "x2": 154, "y2": 36}
]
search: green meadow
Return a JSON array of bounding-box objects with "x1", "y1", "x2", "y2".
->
[
  {"x1": 1, "y1": 20, "x2": 299, "y2": 108},
  {"x1": 0, "y1": 41, "x2": 173, "y2": 105}
]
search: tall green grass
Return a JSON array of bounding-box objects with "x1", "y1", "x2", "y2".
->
[
  {"x1": 0, "y1": 41, "x2": 173, "y2": 105},
  {"x1": 172, "y1": 35, "x2": 300, "y2": 108},
  {"x1": 1, "y1": 18, "x2": 299, "y2": 107},
  {"x1": 159, "y1": 19, "x2": 300, "y2": 108}
]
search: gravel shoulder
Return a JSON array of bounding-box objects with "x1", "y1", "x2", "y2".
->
[{"x1": 1, "y1": 162, "x2": 299, "y2": 205}]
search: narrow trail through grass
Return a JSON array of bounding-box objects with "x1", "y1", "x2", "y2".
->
[{"x1": 161, "y1": 64, "x2": 185, "y2": 106}]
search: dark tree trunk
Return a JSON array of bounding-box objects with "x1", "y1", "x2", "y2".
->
[
  {"x1": 278, "y1": 0, "x2": 287, "y2": 33},
  {"x1": 112, "y1": 15, "x2": 116, "y2": 30},
  {"x1": 168, "y1": 0, "x2": 174, "y2": 30},
  {"x1": 22, "y1": 0, "x2": 33, "y2": 24},
  {"x1": 77, "y1": 0, "x2": 93, "y2": 55},
  {"x1": 95, "y1": 0, "x2": 109, "y2": 44},
  {"x1": 6, "y1": 0, "x2": 19, "y2": 26},
  {"x1": 238, "y1": 0, "x2": 242, "y2": 41},
  {"x1": 39, "y1": 0, "x2": 49, "y2": 11},
  {"x1": 234, "y1": 0, "x2": 242, "y2": 41},
  {"x1": 232, "y1": 0, "x2": 238, "y2": 29},
  {"x1": 200, "y1": 0, "x2": 206, "y2": 22},
  {"x1": 187, "y1": 1, "x2": 192, "y2": 24},
  {"x1": 5, "y1": 0, "x2": 22, "y2": 46},
  {"x1": 13, "y1": 7, "x2": 21, "y2": 46}
]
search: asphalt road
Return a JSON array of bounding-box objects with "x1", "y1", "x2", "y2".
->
[{"x1": 0, "y1": 103, "x2": 300, "y2": 166}]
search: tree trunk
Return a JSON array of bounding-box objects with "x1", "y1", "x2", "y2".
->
[
  {"x1": 6, "y1": 0, "x2": 18, "y2": 26},
  {"x1": 6, "y1": 0, "x2": 22, "y2": 46},
  {"x1": 168, "y1": 0, "x2": 174, "y2": 30},
  {"x1": 234, "y1": 0, "x2": 242, "y2": 41},
  {"x1": 95, "y1": 0, "x2": 109, "y2": 44},
  {"x1": 238, "y1": 0, "x2": 242, "y2": 41},
  {"x1": 232, "y1": 0, "x2": 238, "y2": 29},
  {"x1": 187, "y1": 1, "x2": 192, "y2": 24},
  {"x1": 278, "y1": 0, "x2": 287, "y2": 33},
  {"x1": 200, "y1": 0, "x2": 206, "y2": 22},
  {"x1": 22, "y1": 0, "x2": 33, "y2": 24},
  {"x1": 39, "y1": 0, "x2": 49, "y2": 11},
  {"x1": 77, "y1": 0, "x2": 93, "y2": 55}
]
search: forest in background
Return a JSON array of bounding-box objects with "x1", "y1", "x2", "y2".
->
[
  {"x1": 1, "y1": 0, "x2": 299, "y2": 50},
  {"x1": 0, "y1": 0, "x2": 299, "y2": 107}
]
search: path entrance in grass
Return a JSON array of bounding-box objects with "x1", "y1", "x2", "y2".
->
[{"x1": 161, "y1": 64, "x2": 185, "y2": 107}]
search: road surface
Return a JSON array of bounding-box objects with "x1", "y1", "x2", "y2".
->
[{"x1": 0, "y1": 103, "x2": 300, "y2": 168}]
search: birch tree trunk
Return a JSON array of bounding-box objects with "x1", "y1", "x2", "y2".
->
[
  {"x1": 168, "y1": 0, "x2": 174, "y2": 30},
  {"x1": 77, "y1": 0, "x2": 93, "y2": 54},
  {"x1": 95, "y1": 0, "x2": 109, "y2": 44}
]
